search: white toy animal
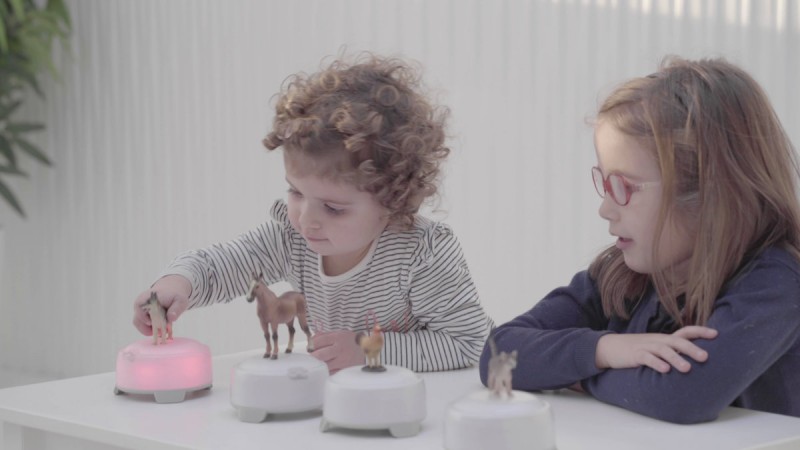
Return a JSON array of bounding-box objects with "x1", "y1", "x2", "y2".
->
[
  {"x1": 142, "y1": 292, "x2": 172, "y2": 345},
  {"x1": 487, "y1": 335, "x2": 517, "y2": 398}
]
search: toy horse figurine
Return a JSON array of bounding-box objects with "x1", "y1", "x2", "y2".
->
[
  {"x1": 356, "y1": 323, "x2": 385, "y2": 372},
  {"x1": 487, "y1": 335, "x2": 517, "y2": 398},
  {"x1": 142, "y1": 292, "x2": 172, "y2": 345},
  {"x1": 246, "y1": 271, "x2": 314, "y2": 359}
]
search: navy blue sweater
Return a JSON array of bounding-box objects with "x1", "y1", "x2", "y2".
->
[{"x1": 480, "y1": 247, "x2": 800, "y2": 423}]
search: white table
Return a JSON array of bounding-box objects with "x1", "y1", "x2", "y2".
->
[{"x1": 1, "y1": 348, "x2": 799, "y2": 450}]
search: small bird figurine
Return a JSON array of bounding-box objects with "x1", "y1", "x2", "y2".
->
[{"x1": 356, "y1": 323, "x2": 385, "y2": 372}]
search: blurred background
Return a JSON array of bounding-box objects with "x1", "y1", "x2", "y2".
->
[{"x1": 1, "y1": 0, "x2": 798, "y2": 387}]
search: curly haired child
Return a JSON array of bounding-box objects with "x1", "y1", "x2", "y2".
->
[
  {"x1": 133, "y1": 53, "x2": 494, "y2": 373},
  {"x1": 481, "y1": 57, "x2": 800, "y2": 422}
]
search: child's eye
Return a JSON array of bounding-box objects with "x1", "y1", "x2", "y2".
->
[
  {"x1": 287, "y1": 188, "x2": 302, "y2": 197},
  {"x1": 325, "y1": 204, "x2": 344, "y2": 215}
]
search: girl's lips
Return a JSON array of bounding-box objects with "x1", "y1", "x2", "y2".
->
[{"x1": 616, "y1": 236, "x2": 633, "y2": 250}]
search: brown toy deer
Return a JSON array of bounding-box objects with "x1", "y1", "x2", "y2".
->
[
  {"x1": 356, "y1": 323, "x2": 385, "y2": 372},
  {"x1": 246, "y1": 271, "x2": 314, "y2": 360},
  {"x1": 142, "y1": 292, "x2": 172, "y2": 345}
]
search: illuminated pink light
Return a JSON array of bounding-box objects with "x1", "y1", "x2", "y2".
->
[{"x1": 116, "y1": 337, "x2": 212, "y2": 392}]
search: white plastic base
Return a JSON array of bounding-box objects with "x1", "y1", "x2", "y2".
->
[
  {"x1": 230, "y1": 353, "x2": 329, "y2": 422},
  {"x1": 444, "y1": 390, "x2": 555, "y2": 450},
  {"x1": 114, "y1": 337, "x2": 212, "y2": 404},
  {"x1": 320, "y1": 365, "x2": 426, "y2": 438}
]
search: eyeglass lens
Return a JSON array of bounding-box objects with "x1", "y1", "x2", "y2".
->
[{"x1": 592, "y1": 167, "x2": 629, "y2": 205}]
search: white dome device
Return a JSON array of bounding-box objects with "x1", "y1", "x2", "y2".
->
[
  {"x1": 230, "y1": 353, "x2": 328, "y2": 422},
  {"x1": 444, "y1": 335, "x2": 554, "y2": 449},
  {"x1": 319, "y1": 322, "x2": 426, "y2": 438},
  {"x1": 320, "y1": 364, "x2": 426, "y2": 438},
  {"x1": 444, "y1": 390, "x2": 555, "y2": 450}
]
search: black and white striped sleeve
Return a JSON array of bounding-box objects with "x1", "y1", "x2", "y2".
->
[
  {"x1": 381, "y1": 223, "x2": 494, "y2": 371},
  {"x1": 158, "y1": 219, "x2": 293, "y2": 309}
]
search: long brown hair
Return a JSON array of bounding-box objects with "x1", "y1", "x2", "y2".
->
[{"x1": 589, "y1": 57, "x2": 800, "y2": 326}]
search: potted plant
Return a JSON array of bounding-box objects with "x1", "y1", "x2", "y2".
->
[{"x1": 0, "y1": 0, "x2": 70, "y2": 218}]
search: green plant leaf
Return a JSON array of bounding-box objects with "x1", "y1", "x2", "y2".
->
[
  {"x1": 0, "y1": 164, "x2": 27, "y2": 176},
  {"x1": 46, "y1": 0, "x2": 72, "y2": 31},
  {"x1": 0, "y1": 176, "x2": 26, "y2": 218},
  {"x1": 7, "y1": 122, "x2": 45, "y2": 134},
  {"x1": 8, "y1": 0, "x2": 25, "y2": 21},
  {"x1": 0, "y1": 57, "x2": 44, "y2": 97},
  {"x1": 0, "y1": 99, "x2": 22, "y2": 119},
  {"x1": 0, "y1": 0, "x2": 71, "y2": 219},
  {"x1": 0, "y1": 13, "x2": 8, "y2": 53},
  {"x1": 18, "y1": 31, "x2": 58, "y2": 79},
  {"x1": 0, "y1": 134, "x2": 16, "y2": 166},
  {"x1": 14, "y1": 136, "x2": 51, "y2": 166}
]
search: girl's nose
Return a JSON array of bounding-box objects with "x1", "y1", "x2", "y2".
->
[
  {"x1": 299, "y1": 205, "x2": 321, "y2": 229},
  {"x1": 598, "y1": 195, "x2": 619, "y2": 222}
]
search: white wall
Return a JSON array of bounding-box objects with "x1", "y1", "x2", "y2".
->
[{"x1": 1, "y1": 0, "x2": 798, "y2": 385}]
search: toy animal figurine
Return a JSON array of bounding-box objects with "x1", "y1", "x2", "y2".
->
[
  {"x1": 246, "y1": 271, "x2": 314, "y2": 360},
  {"x1": 356, "y1": 323, "x2": 385, "y2": 372},
  {"x1": 487, "y1": 335, "x2": 517, "y2": 398},
  {"x1": 142, "y1": 292, "x2": 172, "y2": 345}
]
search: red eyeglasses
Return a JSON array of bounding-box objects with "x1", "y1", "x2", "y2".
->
[{"x1": 591, "y1": 166, "x2": 660, "y2": 206}]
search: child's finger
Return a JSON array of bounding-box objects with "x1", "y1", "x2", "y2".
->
[
  {"x1": 309, "y1": 345, "x2": 335, "y2": 364},
  {"x1": 310, "y1": 332, "x2": 337, "y2": 348},
  {"x1": 641, "y1": 352, "x2": 671, "y2": 373},
  {"x1": 132, "y1": 291, "x2": 153, "y2": 335},
  {"x1": 133, "y1": 316, "x2": 153, "y2": 336},
  {"x1": 165, "y1": 295, "x2": 188, "y2": 323},
  {"x1": 673, "y1": 326, "x2": 718, "y2": 340},
  {"x1": 659, "y1": 349, "x2": 692, "y2": 373},
  {"x1": 670, "y1": 339, "x2": 709, "y2": 363}
]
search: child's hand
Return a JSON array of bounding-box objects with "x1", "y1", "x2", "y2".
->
[
  {"x1": 595, "y1": 326, "x2": 718, "y2": 374},
  {"x1": 310, "y1": 330, "x2": 366, "y2": 374},
  {"x1": 132, "y1": 275, "x2": 192, "y2": 336}
]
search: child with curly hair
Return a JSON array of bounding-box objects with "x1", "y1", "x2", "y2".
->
[
  {"x1": 133, "y1": 54, "x2": 493, "y2": 373},
  {"x1": 481, "y1": 57, "x2": 800, "y2": 422}
]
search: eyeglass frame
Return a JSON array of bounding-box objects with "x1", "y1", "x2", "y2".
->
[{"x1": 591, "y1": 166, "x2": 660, "y2": 206}]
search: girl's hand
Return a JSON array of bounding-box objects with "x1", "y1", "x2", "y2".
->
[
  {"x1": 595, "y1": 326, "x2": 718, "y2": 374},
  {"x1": 310, "y1": 330, "x2": 366, "y2": 374},
  {"x1": 132, "y1": 275, "x2": 192, "y2": 335}
]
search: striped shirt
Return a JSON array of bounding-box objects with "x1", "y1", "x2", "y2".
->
[{"x1": 161, "y1": 200, "x2": 494, "y2": 372}]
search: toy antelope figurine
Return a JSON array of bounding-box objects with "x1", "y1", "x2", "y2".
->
[
  {"x1": 142, "y1": 292, "x2": 172, "y2": 345},
  {"x1": 487, "y1": 335, "x2": 517, "y2": 398},
  {"x1": 246, "y1": 271, "x2": 314, "y2": 359},
  {"x1": 356, "y1": 323, "x2": 385, "y2": 372}
]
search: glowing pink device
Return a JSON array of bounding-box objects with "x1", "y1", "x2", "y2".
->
[{"x1": 114, "y1": 337, "x2": 212, "y2": 403}]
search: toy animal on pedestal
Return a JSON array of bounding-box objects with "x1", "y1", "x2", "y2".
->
[
  {"x1": 444, "y1": 336, "x2": 553, "y2": 450},
  {"x1": 320, "y1": 319, "x2": 426, "y2": 438},
  {"x1": 246, "y1": 271, "x2": 314, "y2": 359},
  {"x1": 142, "y1": 292, "x2": 172, "y2": 345},
  {"x1": 487, "y1": 335, "x2": 517, "y2": 398},
  {"x1": 356, "y1": 323, "x2": 385, "y2": 372}
]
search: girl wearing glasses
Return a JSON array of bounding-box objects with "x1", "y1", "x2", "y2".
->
[{"x1": 480, "y1": 57, "x2": 800, "y2": 423}]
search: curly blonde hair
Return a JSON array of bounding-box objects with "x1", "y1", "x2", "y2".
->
[{"x1": 262, "y1": 54, "x2": 451, "y2": 229}]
